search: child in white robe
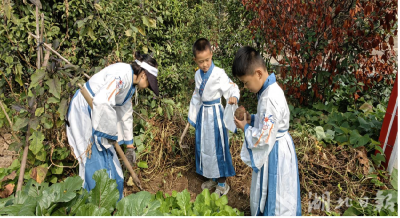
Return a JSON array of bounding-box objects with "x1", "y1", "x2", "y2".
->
[
  {"x1": 66, "y1": 52, "x2": 159, "y2": 200},
  {"x1": 233, "y1": 46, "x2": 302, "y2": 215},
  {"x1": 188, "y1": 38, "x2": 240, "y2": 196}
]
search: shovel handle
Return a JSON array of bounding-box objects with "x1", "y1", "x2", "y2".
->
[
  {"x1": 77, "y1": 83, "x2": 143, "y2": 191},
  {"x1": 113, "y1": 141, "x2": 143, "y2": 190},
  {"x1": 179, "y1": 123, "x2": 190, "y2": 147}
]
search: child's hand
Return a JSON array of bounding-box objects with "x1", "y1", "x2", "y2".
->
[
  {"x1": 234, "y1": 113, "x2": 248, "y2": 131},
  {"x1": 228, "y1": 97, "x2": 238, "y2": 105}
]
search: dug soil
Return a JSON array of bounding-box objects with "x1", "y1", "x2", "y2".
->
[{"x1": 125, "y1": 167, "x2": 252, "y2": 215}]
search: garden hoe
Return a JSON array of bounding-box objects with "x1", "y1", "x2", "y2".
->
[{"x1": 77, "y1": 83, "x2": 143, "y2": 191}]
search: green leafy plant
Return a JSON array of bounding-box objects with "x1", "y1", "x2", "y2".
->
[
  {"x1": 343, "y1": 168, "x2": 398, "y2": 216},
  {"x1": 156, "y1": 188, "x2": 244, "y2": 216},
  {"x1": 0, "y1": 169, "x2": 242, "y2": 216}
]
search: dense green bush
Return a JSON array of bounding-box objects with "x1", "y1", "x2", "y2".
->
[{"x1": 0, "y1": 0, "x2": 255, "y2": 187}]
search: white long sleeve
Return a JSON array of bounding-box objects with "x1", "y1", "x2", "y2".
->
[{"x1": 116, "y1": 100, "x2": 133, "y2": 145}]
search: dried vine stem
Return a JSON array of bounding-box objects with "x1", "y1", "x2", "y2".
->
[
  {"x1": 0, "y1": 100, "x2": 21, "y2": 144},
  {"x1": 28, "y1": 32, "x2": 75, "y2": 66}
]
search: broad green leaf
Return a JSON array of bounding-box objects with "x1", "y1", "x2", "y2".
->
[
  {"x1": 163, "y1": 99, "x2": 174, "y2": 105},
  {"x1": 359, "y1": 102, "x2": 373, "y2": 114},
  {"x1": 37, "y1": 176, "x2": 83, "y2": 214},
  {"x1": 12, "y1": 117, "x2": 28, "y2": 131},
  {"x1": 143, "y1": 46, "x2": 148, "y2": 54},
  {"x1": 215, "y1": 194, "x2": 228, "y2": 207},
  {"x1": 176, "y1": 189, "x2": 191, "y2": 215},
  {"x1": 372, "y1": 153, "x2": 386, "y2": 164},
  {"x1": 314, "y1": 126, "x2": 325, "y2": 141},
  {"x1": 125, "y1": 29, "x2": 133, "y2": 36},
  {"x1": 87, "y1": 27, "x2": 96, "y2": 40},
  {"x1": 41, "y1": 116, "x2": 53, "y2": 129},
  {"x1": 29, "y1": 117, "x2": 39, "y2": 130},
  {"x1": 325, "y1": 129, "x2": 335, "y2": 141},
  {"x1": 349, "y1": 130, "x2": 360, "y2": 145},
  {"x1": 94, "y1": 3, "x2": 102, "y2": 11},
  {"x1": 5, "y1": 56, "x2": 13, "y2": 64},
  {"x1": 339, "y1": 126, "x2": 350, "y2": 134},
  {"x1": 201, "y1": 188, "x2": 212, "y2": 206},
  {"x1": 47, "y1": 97, "x2": 59, "y2": 103},
  {"x1": 57, "y1": 99, "x2": 68, "y2": 120},
  {"x1": 51, "y1": 207, "x2": 67, "y2": 216},
  {"x1": 142, "y1": 16, "x2": 150, "y2": 27},
  {"x1": 70, "y1": 189, "x2": 89, "y2": 216},
  {"x1": 7, "y1": 159, "x2": 20, "y2": 170},
  {"x1": 49, "y1": 176, "x2": 58, "y2": 184},
  {"x1": 76, "y1": 203, "x2": 109, "y2": 216},
  {"x1": 30, "y1": 69, "x2": 46, "y2": 89},
  {"x1": 4, "y1": 1, "x2": 11, "y2": 19},
  {"x1": 0, "y1": 195, "x2": 14, "y2": 209},
  {"x1": 0, "y1": 200, "x2": 36, "y2": 216},
  {"x1": 46, "y1": 76, "x2": 62, "y2": 99},
  {"x1": 29, "y1": 131, "x2": 45, "y2": 155},
  {"x1": 35, "y1": 149, "x2": 46, "y2": 161},
  {"x1": 334, "y1": 134, "x2": 348, "y2": 143},
  {"x1": 51, "y1": 163, "x2": 63, "y2": 175},
  {"x1": 390, "y1": 168, "x2": 397, "y2": 190},
  {"x1": 343, "y1": 206, "x2": 362, "y2": 216},
  {"x1": 90, "y1": 169, "x2": 119, "y2": 213},
  {"x1": 115, "y1": 191, "x2": 162, "y2": 216},
  {"x1": 15, "y1": 74, "x2": 24, "y2": 87},
  {"x1": 357, "y1": 117, "x2": 370, "y2": 129},
  {"x1": 214, "y1": 210, "x2": 230, "y2": 216},
  {"x1": 356, "y1": 135, "x2": 370, "y2": 148},
  {"x1": 137, "y1": 161, "x2": 148, "y2": 168},
  {"x1": 138, "y1": 26, "x2": 146, "y2": 36},
  {"x1": 157, "y1": 106, "x2": 163, "y2": 115},
  {"x1": 35, "y1": 107, "x2": 44, "y2": 116},
  {"x1": 62, "y1": 176, "x2": 84, "y2": 192},
  {"x1": 313, "y1": 102, "x2": 325, "y2": 111}
]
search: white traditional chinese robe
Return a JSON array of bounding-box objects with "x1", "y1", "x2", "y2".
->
[
  {"x1": 66, "y1": 63, "x2": 136, "y2": 199},
  {"x1": 240, "y1": 73, "x2": 302, "y2": 216},
  {"x1": 188, "y1": 62, "x2": 240, "y2": 178}
]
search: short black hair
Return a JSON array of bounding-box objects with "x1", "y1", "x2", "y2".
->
[
  {"x1": 232, "y1": 46, "x2": 266, "y2": 77},
  {"x1": 192, "y1": 38, "x2": 212, "y2": 57}
]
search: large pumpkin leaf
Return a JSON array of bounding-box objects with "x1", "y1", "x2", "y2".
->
[
  {"x1": 68, "y1": 189, "x2": 89, "y2": 216},
  {"x1": 34, "y1": 176, "x2": 82, "y2": 215},
  {"x1": 0, "y1": 203, "x2": 36, "y2": 216},
  {"x1": 115, "y1": 191, "x2": 162, "y2": 216},
  {"x1": 90, "y1": 169, "x2": 119, "y2": 213},
  {"x1": 62, "y1": 176, "x2": 83, "y2": 192},
  {"x1": 76, "y1": 203, "x2": 110, "y2": 216},
  {"x1": 0, "y1": 195, "x2": 36, "y2": 216}
]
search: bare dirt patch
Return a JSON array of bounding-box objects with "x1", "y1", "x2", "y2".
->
[{"x1": 0, "y1": 129, "x2": 17, "y2": 168}]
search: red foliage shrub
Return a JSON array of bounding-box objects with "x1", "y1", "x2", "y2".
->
[{"x1": 242, "y1": 0, "x2": 397, "y2": 105}]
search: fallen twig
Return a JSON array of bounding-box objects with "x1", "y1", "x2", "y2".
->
[{"x1": 0, "y1": 100, "x2": 21, "y2": 144}]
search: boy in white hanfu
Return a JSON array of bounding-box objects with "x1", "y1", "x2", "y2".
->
[
  {"x1": 188, "y1": 38, "x2": 240, "y2": 196},
  {"x1": 233, "y1": 46, "x2": 302, "y2": 216}
]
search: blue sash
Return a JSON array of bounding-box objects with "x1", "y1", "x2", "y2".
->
[{"x1": 199, "y1": 62, "x2": 215, "y2": 97}]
